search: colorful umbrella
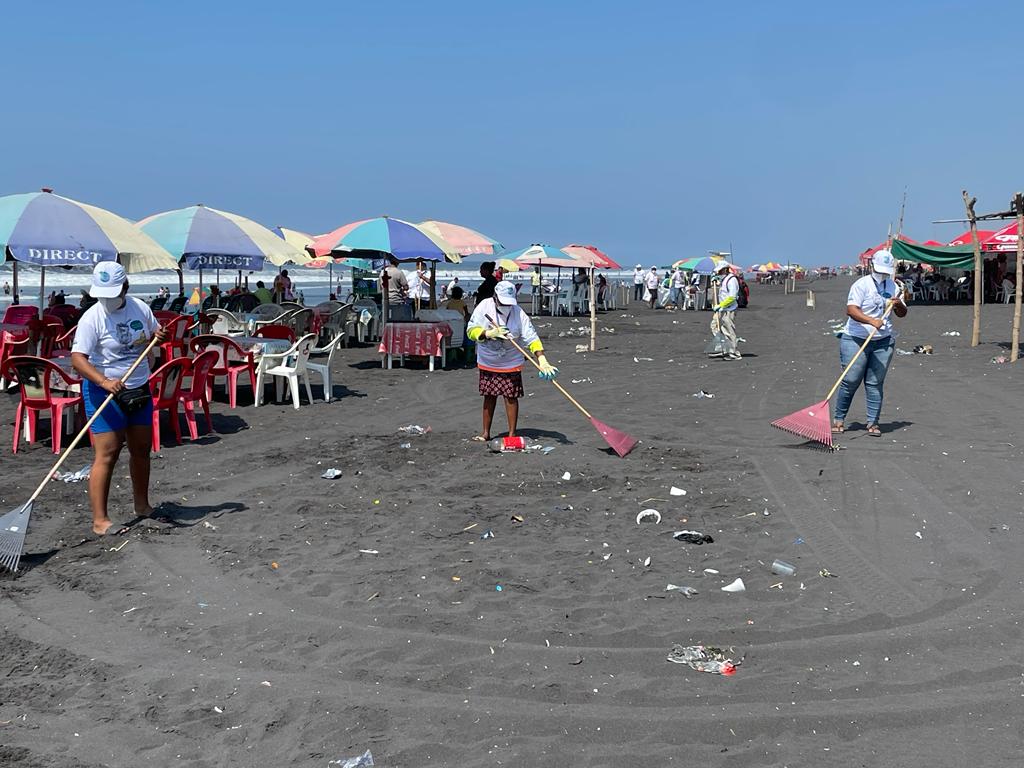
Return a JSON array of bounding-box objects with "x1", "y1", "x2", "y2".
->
[
  {"x1": 311, "y1": 216, "x2": 461, "y2": 263},
  {"x1": 0, "y1": 189, "x2": 176, "y2": 272},
  {"x1": 561, "y1": 244, "x2": 621, "y2": 269},
  {"x1": 138, "y1": 205, "x2": 310, "y2": 270},
  {"x1": 271, "y1": 226, "x2": 315, "y2": 254},
  {"x1": 419, "y1": 220, "x2": 503, "y2": 256},
  {"x1": 496, "y1": 258, "x2": 521, "y2": 273},
  {"x1": 690, "y1": 256, "x2": 721, "y2": 275},
  {"x1": 671, "y1": 257, "x2": 703, "y2": 270},
  {"x1": 507, "y1": 244, "x2": 580, "y2": 269}
]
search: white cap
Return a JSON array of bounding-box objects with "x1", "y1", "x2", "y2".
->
[
  {"x1": 90, "y1": 261, "x2": 127, "y2": 298},
  {"x1": 493, "y1": 280, "x2": 517, "y2": 305},
  {"x1": 635, "y1": 263, "x2": 642, "y2": 269},
  {"x1": 872, "y1": 249, "x2": 896, "y2": 275},
  {"x1": 716, "y1": 261, "x2": 733, "y2": 272}
]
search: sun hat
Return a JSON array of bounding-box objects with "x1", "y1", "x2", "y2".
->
[
  {"x1": 872, "y1": 249, "x2": 896, "y2": 275},
  {"x1": 493, "y1": 280, "x2": 517, "y2": 305},
  {"x1": 716, "y1": 261, "x2": 733, "y2": 272},
  {"x1": 90, "y1": 261, "x2": 127, "y2": 298},
  {"x1": 635, "y1": 263, "x2": 642, "y2": 268}
]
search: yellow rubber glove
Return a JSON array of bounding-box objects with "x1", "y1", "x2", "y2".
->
[
  {"x1": 484, "y1": 326, "x2": 510, "y2": 340},
  {"x1": 536, "y1": 354, "x2": 559, "y2": 381}
]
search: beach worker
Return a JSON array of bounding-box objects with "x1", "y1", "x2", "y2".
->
[
  {"x1": 669, "y1": 267, "x2": 686, "y2": 310},
  {"x1": 644, "y1": 266, "x2": 659, "y2": 309},
  {"x1": 531, "y1": 268, "x2": 542, "y2": 295},
  {"x1": 710, "y1": 262, "x2": 742, "y2": 360},
  {"x1": 476, "y1": 261, "x2": 497, "y2": 304},
  {"x1": 253, "y1": 280, "x2": 273, "y2": 304},
  {"x1": 832, "y1": 249, "x2": 908, "y2": 437},
  {"x1": 633, "y1": 264, "x2": 644, "y2": 301},
  {"x1": 381, "y1": 255, "x2": 411, "y2": 321},
  {"x1": 71, "y1": 263, "x2": 168, "y2": 536},
  {"x1": 467, "y1": 280, "x2": 557, "y2": 441}
]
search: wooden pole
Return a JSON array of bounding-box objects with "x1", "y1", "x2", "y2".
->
[
  {"x1": 589, "y1": 267, "x2": 597, "y2": 352},
  {"x1": 1011, "y1": 192, "x2": 1024, "y2": 362},
  {"x1": 963, "y1": 190, "x2": 983, "y2": 347},
  {"x1": 429, "y1": 262, "x2": 437, "y2": 310},
  {"x1": 176, "y1": 268, "x2": 184, "y2": 296}
]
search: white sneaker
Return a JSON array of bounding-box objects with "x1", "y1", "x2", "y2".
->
[{"x1": 726, "y1": 352, "x2": 742, "y2": 360}]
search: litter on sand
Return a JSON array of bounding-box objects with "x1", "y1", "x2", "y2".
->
[
  {"x1": 575, "y1": 344, "x2": 589, "y2": 353},
  {"x1": 329, "y1": 750, "x2": 374, "y2": 767},
  {"x1": 692, "y1": 390, "x2": 715, "y2": 399},
  {"x1": 992, "y1": 355, "x2": 1009, "y2": 364},
  {"x1": 665, "y1": 584, "x2": 698, "y2": 597},
  {"x1": 398, "y1": 425, "x2": 431, "y2": 435},
  {"x1": 941, "y1": 330, "x2": 961, "y2": 336},
  {"x1": 53, "y1": 465, "x2": 90, "y2": 483},
  {"x1": 633, "y1": 356, "x2": 653, "y2": 362},
  {"x1": 673, "y1": 530, "x2": 714, "y2": 545},
  {"x1": 666, "y1": 644, "x2": 740, "y2": 675},
  {"x1": 561, "y1": 471, "x2": 572, "y2": 480},
  {"x1": 636, "y1": 509, "x2": 662, "y2": 525},
  {"x1": 321, "y1": 468, "x2": 343, "y2": 479},
  {"x1": 669, "y1": 486, "x2": 687, "y2": 496},
  {"x1": 721, "y1": 578, "x2": 746, "y2": 592},
  {"x1": 912, "y1": 345, "x2": 933, "y2": 354}
]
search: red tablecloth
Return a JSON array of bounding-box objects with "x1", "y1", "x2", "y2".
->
[{"x1": 378, "y1": 322, "x2": 452, "y2": 357}]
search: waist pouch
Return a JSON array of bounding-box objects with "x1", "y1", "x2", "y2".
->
[{"x1": 114, "y1": 383, "x2": 152, "y2": 414}]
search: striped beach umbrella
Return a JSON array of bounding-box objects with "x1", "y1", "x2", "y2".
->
[
  {"x1": 506, "y1": 244, "x2": 580, "y2": 269},
  {"x1": 138, "y1": 205, "x2": 310, "y2": 270},
  {"x1": 0, "y1": 189, "x2": 176, "y2": 272},
  {"x1": 419, "y1": 220, "x2": 503, "y2": 256},
  {"x1": 271, "y1": 226, "x2": 315, "y2": 254},
  {"x1": 562, "y1": 244, "x2": 621, "y2": 269},
  {"x1": 311, "y1": 216, "x2": 461, "y2": 263}
]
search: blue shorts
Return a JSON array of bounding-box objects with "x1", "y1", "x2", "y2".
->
[{"x1": 83, "y1": 380, "x2": 153, "y2": 435}]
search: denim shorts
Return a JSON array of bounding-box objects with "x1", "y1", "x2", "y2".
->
[{"x1": 83, "y1": 380, "x2": 153, "y2": 434}]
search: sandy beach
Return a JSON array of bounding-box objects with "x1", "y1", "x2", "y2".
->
[{"x1": 2, "y1": 277, "x2": 1023, "y2": 767}]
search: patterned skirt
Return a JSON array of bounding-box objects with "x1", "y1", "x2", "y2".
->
[{"x1": 479, "y1": 369, "x2": 524, "y2": 398}]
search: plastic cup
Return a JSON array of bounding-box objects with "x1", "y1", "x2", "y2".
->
[{"x1": 771, "y1": 559, "x2": 796, "y2": 577}]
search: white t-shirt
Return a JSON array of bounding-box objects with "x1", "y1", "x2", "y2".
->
[
  {"x1": 633, "y1": 268, "x2": 644, "y2": 285},
  {"x1": 644, "y1": 271, "x2": 660, "y2": 289},
  {"x1": 717, "y1": 274, "x2": 739, "y2": 312},
  {"x1": 844, "y1": 275, "x2": 898, "y2": 339},
  {"x1": 671, "y1": 271, "x2": 686, "y2": 288},
  {"x1": 71, "y1": 297, "x2": 158, "y2": 387},
  {"x1": 467, "y1": 299, "x2": 540, "y2": 372}
]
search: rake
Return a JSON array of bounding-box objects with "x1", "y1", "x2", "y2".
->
[
  {"x1": 1, "y1": 334, "x2": 162, "y2": 573},
  {"x1": 771, "y1": 303, "x2": 894, "y2": 451},
  {"x1": 485, "y1": 316, "x2": 638, "y2": 457}
]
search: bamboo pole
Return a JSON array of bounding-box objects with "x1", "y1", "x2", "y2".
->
[
  {"x1": 1012, "y1": 192, "x2": 1024, "y2": 362},
  {"x1": 429, "y1": 262, "x2": 437, "y2": 310},
  {"x1": 963, "y1": 190, "x2": 983, "y2": 347},
  {"x1": 589, "y1": 267, "x2": 597, "y2": 352}
]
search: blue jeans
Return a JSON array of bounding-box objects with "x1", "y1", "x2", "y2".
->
[{"x1": 833, "y1": 334, "x2": 894, "y2": 425}]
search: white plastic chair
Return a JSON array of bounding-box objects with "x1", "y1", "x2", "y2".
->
[
  {"x1": 207, "y1": 308, "x2": 244, "y2": 335},
  {"x1": 353, "y1": 299, "x2": 380, "y2": 341},
  {"x1": 306, "y1": 329, "x2": 346, "y2": 402},
  {"x1": 255, "y1": 333, "x2": 316, "y2": 409}
]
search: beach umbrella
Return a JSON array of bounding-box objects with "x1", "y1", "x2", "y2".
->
[
  {"x1": 672, "y1": 257, "x2": 703, "y2": 270},
  {"x1": 507, "y1": 244, "x2": 580, "y2": 269},
  {"x1": 691, "y1": 256, "x2": 721, "y2": 275},
  {"x1": 419, "y1": 220, "x2": 503, "y2": 256},
  {"x1": 271, "y1": 226, "x2": 315, "y2": 253},
  {"x1": 311, "y1": 217, "x2": 461, "y2": 263},
  {"x1": 947, "y1": 229, "x2": 996, "y2": 247},
  {"x1": 0, "y1": 189, "x2": 177, "y2": 312},
  {"x1": 562, "y1": 244, "x2": 621, "y2": 269},
  {"x1": 496, "y1": 258, "x2": 521, "y2": 273},
  {"x1": 981, "y1": 221, "x2": 1020, "y2": 252}
]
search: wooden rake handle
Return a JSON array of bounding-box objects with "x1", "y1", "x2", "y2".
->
[
  {"x1": 26, "y1": 333, "x2": 163, "y2": 505},
  {"x1": 824, "y1": 301, "x2": 895, "y2": 402},
  {"x1": 483, "y1": 314, "x2": 593, "y2": 420}
]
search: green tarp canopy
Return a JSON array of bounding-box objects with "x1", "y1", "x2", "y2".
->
[{"x1": 892, "y1": 239, "x2": 976, "y2": 270}]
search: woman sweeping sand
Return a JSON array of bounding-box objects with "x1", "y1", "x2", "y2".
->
[{"x1": 467, "y1": 281, "x2": 558, "y2": 441}]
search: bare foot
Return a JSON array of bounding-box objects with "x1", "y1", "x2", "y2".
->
[
  {"x1": 93, "y1": 519, "x2": 130, "y2": 536},
  {"x1": 134, "y1": 504, "x2": 155, "y2": 518},
  {"x1": 471, "y1": 435, "x2": 488, "y2": 442}
]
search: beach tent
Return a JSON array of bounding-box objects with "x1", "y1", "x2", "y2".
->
[
  {"x1": 981, "y1": 221, "x2": 1020, "y2": 252},
  {"x1": 858, "y1": 235, "x2": 915, "y2": 268},
  {"x1": 947, "y1": 229, "x2": 996, "y2": 247},
  {"x1": 890, "y1": 240, "x2": 975, "y2": 270}
]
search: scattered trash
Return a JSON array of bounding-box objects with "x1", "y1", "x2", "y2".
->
[
  {"x1": 202, "y1": 520, "x2": 217, "y2": 530},
  {"x1": 721, "y1": 578, "x2": 745, "y2": 592},
  {"x1": 398, "y1": 442, "x2": 412, "y2": 449},
  {"x1": 666, "y1": 644, "x2": 740, "y2": 675},
  {"x1": 819, "y1": 568, "x2": 838, "y2": 578},
  {"x1": 53, "y1": 465, "x2": 90, "y2": 483},
  {"x1": 636, "y1": 509, "x2": 662, "y2": 525},
  {"x1": 558, "y1": 326, "x2": 589, "y2": 337},
  {"x1": 260, "y1": 680, "x2": 272, "y2": 687},
  {"x1": 321, "y1": 468, "x2": 342, "y2": 479},
  {"x1": 511, "y1": 514, "x2": 524, "y2": 523},
  {"x1": 702, "y1": 568, "x2": 719, "y2": 576},
  {"x1": 940, "y1": 330, "x2": 960, "y2": 336},
  {"x1": 692, "y1": 390, "x2": 715, "y2": 399},
  {"x1": 914, "y1": 530, "x2": 923, "y2": 539},
  {"x1": 895, "y1": 349, "x2": 914, "y2": 356},
  {"x1": 991, "y1": 355, "x2": 1009, "y2": 364},
  {"x1": 669, "y1": 486, "x2": 687, "y2": 496},
  {"x1": 561, "y1": 471, "x2": 572, "y2": 480},
  {"x1": 793, "y1": 537, "x2": 804, "y2": 545},
  {"x1": 398, "y1": 424, "x2": 431, "y2": 435},
  {"x1": 673, "y1": 530, "x2": 714, "y2": 545},
  {"x1": 912, "y1": 344, "x2": 933, "y2": 354},
  {"x1": 665, "y1": 584, "x2": 698, "y2": 597},
  {"x1": 633, "y1": 356, "x2": 653, "y2": 362},
  {"x1": 487, "y1": 436, "x2": 551, "y2": 453},
  {"x1": 601, "y1": 327, "x2": 616, "y2": 333},
  {"x1": 480, "y1": 529, "x2": 495, "y2": 540},
  {"x1": 270, "y1": 562, "x2": 279, "y2": 570},
  {"x1": 575, "y1": 344, "x2": 589, "y2": 353},
  {"x1": 495, "y1": 584, "x2": 503, "y2": 592},
  {"x1": 571, "y1": 377, "x2": 592, "y2": 384},
  {"x1": 643, "y1": 556, "x2": 652, "y2": 567},
  {"x1": 771, "y1": 559, "x2": 796, "y2": 576},
  {"x1": 329, "y1": 750, "x2": 375, "y2": 768},
  {"x1": 358, "y1": 549, "x2": 379, "y2": 555}
]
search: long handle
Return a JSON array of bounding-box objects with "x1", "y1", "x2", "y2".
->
[
  {"x1": 824, "y1": 302, "x2": 895, "y2": 402},
  {"x1": 483, "y1": 314, "x2": 593, "y2": 420},
  {"x1": 26, "y1": 333, "x2": 163, "y2": 504}
]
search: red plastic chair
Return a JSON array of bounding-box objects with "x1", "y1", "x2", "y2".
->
[
  {"x1": 189, "y1": 334, "x2": 256, "y2": 409},
  {"x1": 189, "y1": 312, "x2": 214, "y2": 337},
  {"x1": 254, "y1": 324, "x2": 296, "y2": 342},
  {"x1": 148, "y1": 357, "x2": 190, "y2": 451},
  {"x1": 2, "y1": 355, "x2": 83, "y2": 454},
  {"x1": 51, "y1": 326, "x2": 76, "y2": 358},
  {"x1": 38, "y1": 319, "x2": 64, "y2": 359},
  {"x1": 178, "y1": 349, "x2": 218, "y2": 440},
  {"x1": 159, "y1": 315, "x2": 191, "y2": 364},
  {"x1": 2, "y1": 305, "x2": 38, "y2": 325},
  {"x1": 0, "y1": 330, "x2": 30, "y2": 388},
  {"x1": 153, "y1": 310, "x2": 181, "y2": 325}
]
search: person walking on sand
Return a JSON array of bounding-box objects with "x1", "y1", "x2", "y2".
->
[
  {"x1": 832, "y1": 249, "x2": 908, "y2": 437},
  {"x1": 71, "y1": 263, "x2": 168, "y2": 536},
  {"x1": 467, "y1": 280, "x2": 558, "y2": 441},
  {"x1": 633, "y1": 264, "x2": 644, "y2": 301},
  {"x1": 710, "y1": 262, "x2": 742, "y2": 360},
  {"x1": 645, "y1": 266, "x2": 660, "y2": 309}
]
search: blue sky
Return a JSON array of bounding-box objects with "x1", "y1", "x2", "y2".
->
[{"x1": 4, "y1": 1, "x2": 1022, "y2": 265}]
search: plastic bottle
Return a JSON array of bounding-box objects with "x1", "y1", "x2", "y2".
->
[{"x1": 488, "y1": 436, "x2": 527, "y2": 452}]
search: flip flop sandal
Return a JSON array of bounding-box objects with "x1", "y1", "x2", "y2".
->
[
  {"x1": 866, "y1": 425, "x2": 882, "y2": 437},
  {"x1": 471, "y1": 435, "x2": 487, "y2": 442},
  {"x1": 831, "y1": 423, "x2": 845, "y2": 434}
]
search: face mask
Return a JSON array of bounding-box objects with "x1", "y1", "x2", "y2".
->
[{"x1": 98, "y1": 296, "x2": 125, "y2": 312}]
